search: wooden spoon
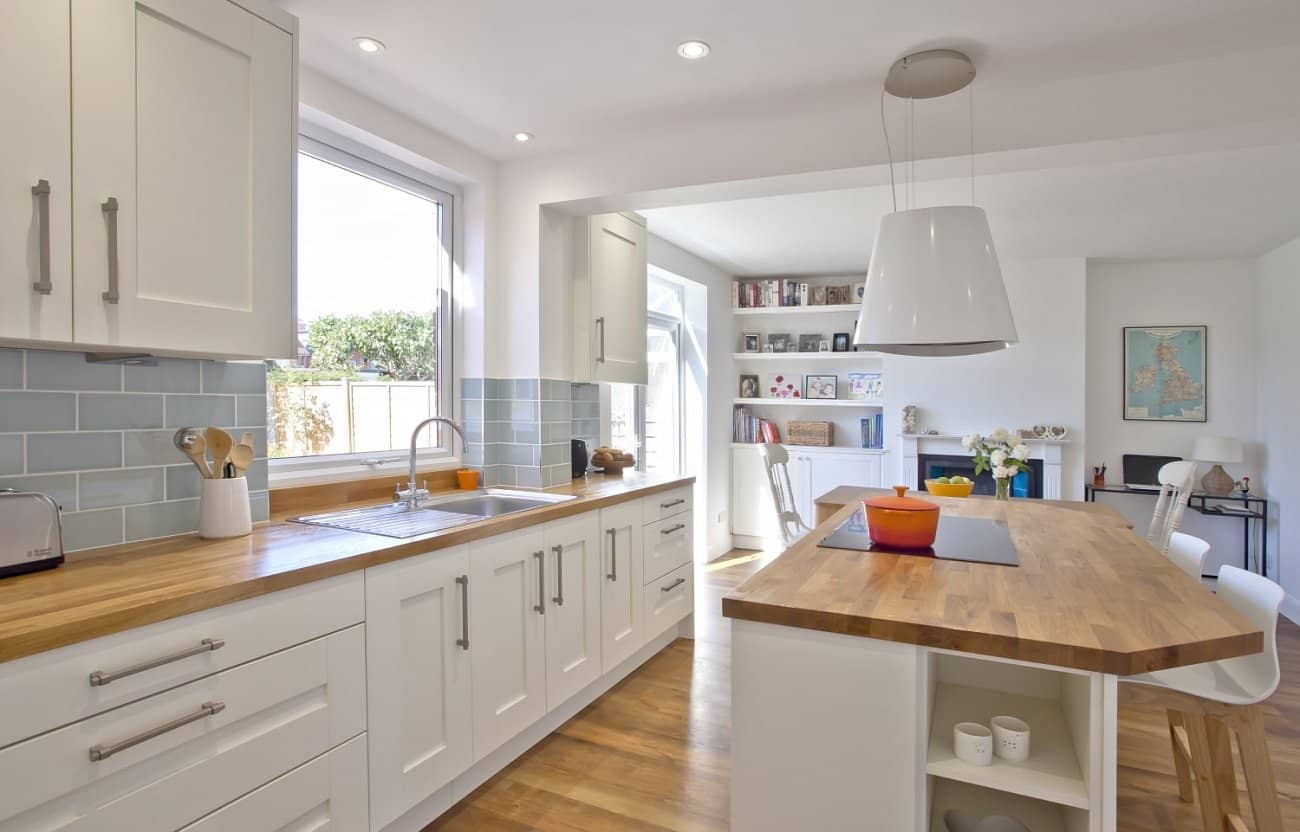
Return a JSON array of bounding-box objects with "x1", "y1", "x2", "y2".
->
[
  {"x1": 173, "y1": 429, "x2": 213, "y2": 478},
  {"x1": 204, "y1": 427, "x2": 234, "y2": 477},
  {"x1": 229, "y1": 443, "x2": 254, "y2": 478}
]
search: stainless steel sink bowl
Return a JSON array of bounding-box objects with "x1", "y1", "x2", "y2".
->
[{"x1": 291, "y1": 489, "x2": 577, "y2": 539}]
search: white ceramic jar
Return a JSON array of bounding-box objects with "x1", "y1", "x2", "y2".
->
[
  {"x1": 953, "y1": 722, "x2": 993, "y2": 766},
  {"x1": 991, "y1": 715, "x2": 1031, "y2": 763},
  {"x1": 198, "y1": 477, "x2": 252, "y2": 539}
]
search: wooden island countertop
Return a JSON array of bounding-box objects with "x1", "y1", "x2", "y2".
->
[
  {"x1": 0, "y1": 472, "x2": 693, "y2": 664},
  {"x1": 723, "y1": 487, "x2": 1262, "y2": 675}
]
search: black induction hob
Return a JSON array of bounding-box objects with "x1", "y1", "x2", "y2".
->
[{"x1": 819, "y1": 508, "x2": 1020, "y2": 567}]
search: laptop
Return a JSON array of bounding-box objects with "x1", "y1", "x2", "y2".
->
[{"x1": 1122, "y1": 454, "x2": 1182, "y2": 490}]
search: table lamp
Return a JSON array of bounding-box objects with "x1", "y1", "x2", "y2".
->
[{"x1": 1193, "y1": 436, "x2": 1242, "y2": 496}]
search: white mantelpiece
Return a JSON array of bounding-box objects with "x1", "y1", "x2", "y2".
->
[{"x1": 899, "y1": 435, "x2": 1069, "y2": 500}]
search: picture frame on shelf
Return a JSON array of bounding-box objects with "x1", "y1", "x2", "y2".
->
[
  {"x1": 764, "y1": 373, "x2": 801, "y2": 399},
  {"x1": 845, "y1": 372, "x2": 882, "y2": 400},
  {"x1": 805, "y1": 375, "x2": 837, "y2": 399},
  {"x1": 811, "y1": 286, "x2": 828, "y2": 305},
  {"x1": 797, "y1": 333, "x2": 822, "y2": 353},
  {"x1": 832, "y1": 332, "x2": 850, "y2": 352},
  {"x1": 853, "y1": 282, "x2": 866, "y2": 303},
  {"x1": 739, "y1": 374, "x2": 760, "y2": 399},
  {"x1": 742, "y1": 333, "x2": 761, "y2": 353},
  {"x1": 818, "y1": 339, "x2": 831, "y2": 352},
  {"x1": 763, "y1": 344, "x2": 774, "y2": 353},
  {"x1": 767, "y1": 333, "x2": 792, "y2": 353}
]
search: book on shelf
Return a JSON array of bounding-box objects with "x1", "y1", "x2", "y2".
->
[
  {"x1": 859, "y1": 413, "x2": 885, "y2": 449},
  {"x1": 732, "y1": 405, "x2": 782, "y2": 444},
  {"x1": 733, "y1": 278, "x2": 816, "y2": 310}
]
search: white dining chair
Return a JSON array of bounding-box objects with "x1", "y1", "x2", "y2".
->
[
  {"x1": 1123, "y1": 565, "x2": 1285, "y2": 832},
  {"x1": 757, "y1": 443, "x2": 811, "y2": 546},
  {"x1": 1146, "y1": 460, "x2": 1198, "y2": 554},
  {"x1": 1166, "y1": 532, "x2": 1211, "y2": 581}
]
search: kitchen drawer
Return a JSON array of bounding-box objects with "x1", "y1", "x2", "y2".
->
[
  {"x1": 0, "y1": 625, "x2": 365, "y2": 831},
  {"x1": 643, "y1": 562, "x2": 693, "y2": 641},
  {"x1": 642, "y1": 485, "x2": 692, "y2": 525},
  {"x1": 0, "y1": 572, "x2": 363, "y2": 749},
  {"x1": 643, "y1": 511, "x2": 692, "y2": 583},
  {"x1": 179, "y1": 735, "x2": 367, "y2": 832}
]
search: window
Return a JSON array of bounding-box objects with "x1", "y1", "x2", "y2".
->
[{"x1": 268, "y1": 134, "x2": 454, "y2": 480}]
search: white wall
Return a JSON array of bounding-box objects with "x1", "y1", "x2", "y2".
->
[
  {"x1": 1085, "y1": 259, "x2": 1260, "y2": 577},
  {"x1": 883, "y1": 258, "x2": 1088, "y2": 500},
  {"x1": 647, "y1": 234, "x2": 735, "y2": 559},
  {"x1": 1255, "y1": 236, "x2": 1300, "y2": 616}
]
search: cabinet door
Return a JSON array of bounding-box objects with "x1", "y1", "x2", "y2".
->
[
  {"x1": 731, "y1": 447, "x2": 771, "y2": 539},
  {"x1": 71, "y1": 0, "x2": 293, "y2": 358},
  {"x1": 599, "y1": 501, "x2": 644, "y2": 672},
  {"x1": 809, "y1": 452, "x2": 883, "y2": 506},
  {"x1": 1, "y1": 0, "x2": 72, "y2": 343},
  {"x1": 365, "y1": 546, "x2": 472, "y2": 830},
  {"x1": 470, "y1": 529, "x2": 547, "y2": 761},
  {"x1": 543, "y1": 512, "x2": 602, "y2": 708},
  {"x1": 786, "y1": 452, "x2": 815, "y2": 531},
  {"x1": 589, "y1": 213, "x2": 647, "y2": 384}
]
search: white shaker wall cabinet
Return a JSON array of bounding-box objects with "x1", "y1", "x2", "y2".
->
[
  {"x1": 469, "y1": 528, "x2": 548, "y2": 761},
  {"x1": 543, "y1": 512, "x2": 604, "y2": 708},
  {"x1": 49, "y1": 0, "x2": 294, "y2": 359},
  {"x1": 1, "y1": 1, "x2": 73, "y2": 343},
  {"x1": 365, "y1": 546, "x2": 473, "y2": 831},
  {"x1": 599, "y1": 501, "x2": 645, "y2": 672},
  {"x1": 573, "y1": 212, "x2": 648, "y2": 384}
]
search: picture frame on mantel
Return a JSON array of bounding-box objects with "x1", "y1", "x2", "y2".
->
[{"x1": 1122, "y1": 324, "x2": 1207, "y2": 422}]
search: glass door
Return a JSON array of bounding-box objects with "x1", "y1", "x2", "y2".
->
[{"x1": 642, "y1": 314, "x2": 683, "y2": 474}]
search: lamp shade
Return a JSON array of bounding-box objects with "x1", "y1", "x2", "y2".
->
[
  {"x1": 1193, "y1": 436, "x2": 1242, "y2": 464},
  {"x1": 853, "y1": 206, "x2": 1017, "y2": 356}
]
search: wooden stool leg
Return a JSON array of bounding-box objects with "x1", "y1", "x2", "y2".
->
[
  {"x1": 1204, "y1": 716, "x2": 1242, "y2": 820},
  {"x1": 1234, "y1": 706, "x2": 1284, "y2": 832},
  {"x1": 1167, "y1": 710, "x2": 1196, "y2": 802},
  {"x1": 1183, "y1": 713, "x2": 1228, "y2": 832}
]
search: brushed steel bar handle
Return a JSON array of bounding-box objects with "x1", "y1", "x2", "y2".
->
[
  {"x1": 606, "y1": 528, "x2": 617, "y2": 581},
  {"x1": 88, "y1": 701, "x2": 224, "y2": 761},
  {"x1": 660, "y1": 523, "x2": 686, "y2": 536},
  {"x1": 660, "y1": 498, "x2": 686, "y2": 509},
  {"x1": 533, "y1": 550, "x2": 545, "y2": 614},
  {"x1": 101, "y1": 197, "x2": 120, "y2": 303},
  {"x1": 551, "y1": 544, "x2": 564, "y2": 606},
  {"x1": 596, "y1": 317, "x2": 606, "y2": 363},
  {"x1": 660, "y1": 577, "x2": 686, "y2": 593},
  {"x1": 31, "y1": 180, "x2": 52, "y2": 294},
  {"x1": 455, "y1": 575, "x2": 469, "y2": 649},
  {"x1": 89, "y1": 637, "x2": 225, "y2": 687}
]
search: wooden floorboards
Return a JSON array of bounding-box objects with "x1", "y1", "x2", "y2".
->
[{"x1": 427, "y1": 549, "x2": 1299, "y2": 831}]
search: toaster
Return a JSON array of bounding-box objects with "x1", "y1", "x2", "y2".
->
[{"x1": 0, "y1": 490, "x2": 64, "y2": 578}]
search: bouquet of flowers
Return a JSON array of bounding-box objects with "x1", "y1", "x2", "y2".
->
[{"x1": 962, "y1": 429, "x2": 1032, "y2": 500}]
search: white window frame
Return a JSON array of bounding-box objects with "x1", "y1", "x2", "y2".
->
[{"x1": 270, "y1": 129, "x2": 459, "y2": 488}]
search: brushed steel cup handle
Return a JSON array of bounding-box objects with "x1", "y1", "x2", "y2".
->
[
  {"x1": 101, "y1": 197, "x2": 120, "y2": 303},
  {"x1": 88, "y1": 701, "x2": 224, "y2": 761},
  {"x1": 455, "y1": 575, "x2": 469, "y2": 649},
  {"x1": 552, "y1": 544, "x2": 564, "y2": 606},
  {"x1": 31, "y1": 180, "x2": 52, "y2": 294}
]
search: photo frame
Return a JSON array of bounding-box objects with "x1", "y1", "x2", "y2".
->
[
  {"x1": 739, "y1": 374, "x2": 760, "y2": 399},
  {"x1": 805, "y1": 375, "x2": 837, "y2": 399},
  {"x1": 818, "y1": 339, "x2": 831, "y2": 352},
  {"x1": 767, "y1": 333, "x2": 792, "y2": 353},
  {"x1": 832, "y1": 332, "x2": 850, "y2": 352},
  {"x1": 797, "y1": 334, "x2": 822, "y2": 353},
  {"x1": 811, "y1": 286, "x2": 828, "y2": 306},
  {"x1": 1122, "y1": 325, "x2": 1207, "y2": 422},
  {"x1": 742, "y1": 333, "x2": 761, "y2": 353}
]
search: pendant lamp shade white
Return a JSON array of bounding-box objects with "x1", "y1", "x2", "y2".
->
[{"x1": 853, "y1": 205, "x2": 1017, "y2": 356}]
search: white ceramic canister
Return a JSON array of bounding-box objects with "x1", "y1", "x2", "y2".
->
[
  {"x1": 953, "y1": 722, "x2": 993, "y2": 766},
  {"x1": 199, "y1": 477, "x2": 253, "y2": 539}
]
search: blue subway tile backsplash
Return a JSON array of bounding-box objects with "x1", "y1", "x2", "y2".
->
[{"x1": 0, "y1": 349, "x2": 268, "y2": 552}]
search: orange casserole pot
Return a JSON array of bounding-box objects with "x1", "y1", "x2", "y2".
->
[{"x1": 864, "y1": 486, "x2": 940, "y2": 549}]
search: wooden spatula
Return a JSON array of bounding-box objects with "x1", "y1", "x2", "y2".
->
[
  {"x1": 205, "y1": 427, "x2": 234, "y2": 477},
  {"x1": 229, "y1": 443, "x2": 254, "y2": 477}
]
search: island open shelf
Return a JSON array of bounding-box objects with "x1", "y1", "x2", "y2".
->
[{"x1": 929, "y1": 778, "x2": 1089, "y2": 832}]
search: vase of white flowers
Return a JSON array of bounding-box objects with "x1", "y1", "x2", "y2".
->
[{"x1": 962, "y1": 429, "x2": 1032, "y2": 501}]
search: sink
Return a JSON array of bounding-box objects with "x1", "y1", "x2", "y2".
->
[{"x1": 291, "y1": 489, "x2": 576, "y2": 539}]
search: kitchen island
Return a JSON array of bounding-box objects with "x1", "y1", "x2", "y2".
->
[{"x1": 723, "y1": 488, "x2": 1261, "y2": 832}]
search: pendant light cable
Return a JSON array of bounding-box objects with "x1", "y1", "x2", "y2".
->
[
  {"x1": 880, "y1": 87, "x2": 896, "y2": 213},
  {"x1": 969, "y1": 83, "x2": 975, "y2": 206}
]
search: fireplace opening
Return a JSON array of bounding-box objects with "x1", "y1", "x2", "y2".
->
[{"x1": 918, "y1": 454, "x2": 1043, "y2": 499}]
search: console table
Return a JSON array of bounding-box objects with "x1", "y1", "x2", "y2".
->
[{"x1": 1084, "y1": 484, "x2": 1268, "y2": 576}]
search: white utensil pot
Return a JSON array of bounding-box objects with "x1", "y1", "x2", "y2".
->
[
  {"x1": 991, "y1": 715, "x2": 1031, "y2": 762},
  {"x1": 953, "y1": 722, "x2": 993, "y2": 766},
  {"x1": 199, "y1": 477, "x2": 252, "y2": 539}
]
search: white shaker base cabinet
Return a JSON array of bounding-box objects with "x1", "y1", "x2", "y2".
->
[
  {"x1": 365, "y1": 546, "x2": 473, "y2": 831},
  {"x1": 600, "y1": 501, "x2": 645, "y2": 673},
  {"x1": 1, "y1": 0, "x2": 72, "y2": 343},
  {"x1": 543, "y1": 512, "x2": 603, "y2": 708},
  {"x1": 469, "y1": 528, "x2": 549, "y2": 762}
]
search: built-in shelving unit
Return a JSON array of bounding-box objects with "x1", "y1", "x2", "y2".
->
[
  {"x1": 733, "y1": 303, "x2": 861, "y2": 316},
  {"x1": 928, "y1": 778, "x2": 1079, "y2": 832},
  {"x1": 733, "y1": 397, "x2": 883, "y2": 408},
  {"x1": 730, "y1": 443, "x2": 886, "y2": 455},
  {"x1": 733, "y1": 351, "x2": 882, "y2": 361}
]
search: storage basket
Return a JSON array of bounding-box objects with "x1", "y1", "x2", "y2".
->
[{"x1": 788, "y1": 421, "x2": 833, "y2": 447}]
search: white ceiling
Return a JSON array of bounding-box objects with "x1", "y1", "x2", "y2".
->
[
  {"x1": 276, "y1": 0, "x2": 1300, "y2": 159},
  {"x1": 642, "y1": 142, "x2": 1300, "y2": 273}
]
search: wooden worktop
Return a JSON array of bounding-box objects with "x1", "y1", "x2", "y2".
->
[
  {"x1": 0, "y1": 473, "x2": 693, "y2": 664},
  {"x1": 723, "y1": 487, "x2": 1262, "y2": 674}
]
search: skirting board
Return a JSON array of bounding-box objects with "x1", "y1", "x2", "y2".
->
[{"x1": 380, "y1": 625, "x2": 687, "y2": 832}]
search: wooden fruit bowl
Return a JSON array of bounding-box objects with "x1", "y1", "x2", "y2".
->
[{"x1": 595, "y1": 458, "x2": 636, "y2": 476}]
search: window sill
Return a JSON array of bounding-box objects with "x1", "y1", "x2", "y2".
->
[{"x1": 269, "y1": 456, "x2": 463, "y2": 490}]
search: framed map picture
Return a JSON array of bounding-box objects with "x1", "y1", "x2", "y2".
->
[{"x1": 1123, "y1": 325, "x2": 1207, "y2": 421}]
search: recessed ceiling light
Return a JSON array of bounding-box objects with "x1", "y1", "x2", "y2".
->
[
  {"x1": 514, "y1": 132, "x2": 534, "y2": 143},
  {"x1": 676, "y1": 40, "x2": 710, "y2": 60},
  {"x1": 353, "y1": 37, "x2": 385, "y2": 54}
]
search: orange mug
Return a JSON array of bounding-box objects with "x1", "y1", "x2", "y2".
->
[{"x1": 457, "y1": 469, "x2": 479, "y2": 490}]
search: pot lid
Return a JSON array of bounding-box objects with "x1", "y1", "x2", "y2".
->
[{"x1": 865, "y1": 485, "x2": 939, "y2": 512}]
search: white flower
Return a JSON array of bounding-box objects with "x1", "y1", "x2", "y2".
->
[
  {"x1": 961, "y1": 433, "x2": 979, "y2": 451},
  {"x1": 992, "y1": 465, "x2": 1012, "y2": 479},
  {"x1": 990, "y1": 427, "x2": 1011, "y2": 442},
  {"x1": 1012, "y1": 443, "x2": 1030, "y2": 461},
  {"x1": 990, "y1": 449, "x2": 1008, "y2": 467}
]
